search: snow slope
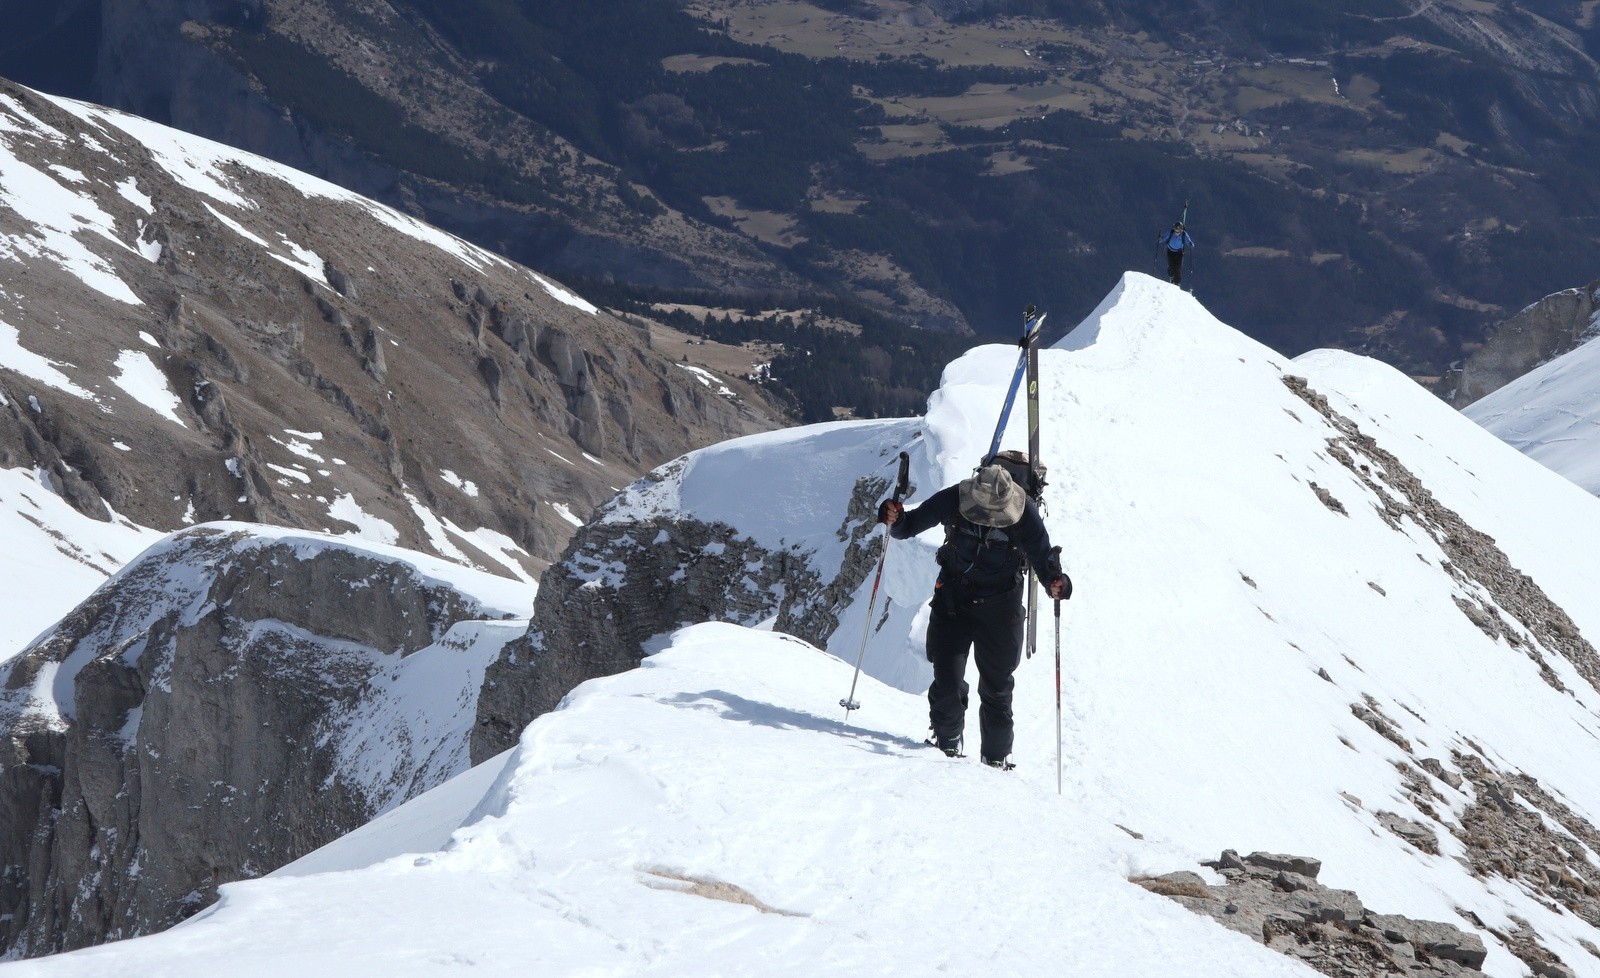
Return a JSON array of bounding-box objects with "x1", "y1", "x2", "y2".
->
[
  {"x1": 0, "y1": 466, "x2": 162, "y2": 661},
  {"x1": 11, "y1": 625, "x2": 1312, "y2": 978},
  {"x1": 1465, "y1": 324, "x2": 1600, "y2": 496},
  {"x1": 16, "y1": 273, "x2": 1600, "y2": 976}
]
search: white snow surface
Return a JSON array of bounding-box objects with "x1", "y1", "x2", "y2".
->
[
  {"x1": 17, "y1": 624, "x2": 1314, "y2": 978},
  {"x1": 327, "y1": 493, "x2": 400, "y2": 546},
  {"x1": 19, "y1": 273, "x2": 1600, "y2": 975},
  {"x1": 1465, "y1": 330, "x2": 1600, "y2": 496},
  {"x1": 0, "y1": 109, "x2": 143, "y2": 305},
  {"x1": 529, "y1": 270, "x2": 599, "y2": 314},
  {"x1": 0, "y1": 466, "x2": 162, "y2": 664},
  {"x1": 0, "y1": 318, "x2": 97, "y2": 402},
  {"x1": 109, "y1": 349, "x2": 185, "y2": 426}
]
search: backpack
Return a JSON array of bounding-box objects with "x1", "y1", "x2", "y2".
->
[
  {"x1": 934, "y1": 451, "x2": 1046, "y2": 595},
  {"x1": 985, "y1": 449, "x2": 1046, "y2": 502}
]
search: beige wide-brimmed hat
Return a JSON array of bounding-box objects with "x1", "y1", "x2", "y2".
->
[{"x1": 958, "y1": 463, "x2": 1025, "y2": 527}]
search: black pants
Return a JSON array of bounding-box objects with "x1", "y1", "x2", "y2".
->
[
  {"x1": 926, "y1": 585, "x2": 1025, "y2": 762},
  {"x1": 1166, "y1": 249, "x2": 1185, "y2": 285}
]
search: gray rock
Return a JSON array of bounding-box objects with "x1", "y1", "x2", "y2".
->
[
  {"x1": 1448, "y1": 278, "x2": 1600, "y2": 407},
  {"x1": 362, "y1": 328, "x2": 387, "y2": 382},
  {"x1": 1377, "y1": 811, "x2": 1441, "y2": 854},
  {"x1": 473, "y1": 467, "x2": 892, "y2": 761},
  {"x1": 1243, "y1": 852, "x2": 1322, "y2": 880},
  {"x1": 1273, "y1": 870, "x2": 1314, "y2": 892},
  {"x1": 324, "y1": 262, "x2": 360, "y2": 300},
  {"x1": 1153, "y1": 851, "x2": 1492, "y2": 977},
  {"x1": 1135, "y1": 871, "x2": 1213, "y2": 899},
  {"x1": 0, "y1": 526, "x2": 512, "y2": 957},
  {"x1": 1419, "y1": 757, "x2": 1465, "y2": 790},
  {"x1": 1281, "y1": 887, "x2": 1365, "y2": 925},
  {"x1": 1367, "y1": 915, "x2": 1488, "y2": 969},
  {"x1": 1203, "y1": 848, "x2": 1247, "y2": 872}
]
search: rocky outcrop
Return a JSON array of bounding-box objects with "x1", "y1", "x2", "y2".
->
[
  {"x1": 472, "y1": 466, "x2": 891, "y2": 761},
  {"x1": 1140, "y1": 851, "x2": 1490, "y2": 977},
  {"x1": 1286, "y1": 374, "x2": 1600, "y2": 699},
  {"x1": 1444, "y1": 279, "x2": 1600, "y2": 407},
  {"x1": 0, "y1": 524, "x2": 522, "y2": 957},
  {"x1": 1445, "y1": 751, "x2": 1600, "y2": 978}
]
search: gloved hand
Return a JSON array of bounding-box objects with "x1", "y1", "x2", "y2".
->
[
  {"x1": 876, "y1": 499, "x2": 904, "y2": 525},
  {"x1": 1047, "y1": 574, "x2": 1072, "y2": 601}
]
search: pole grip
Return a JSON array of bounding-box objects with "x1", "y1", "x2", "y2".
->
[{"x1": 894, "y1": 451, "x2": 910, "y2": 502}]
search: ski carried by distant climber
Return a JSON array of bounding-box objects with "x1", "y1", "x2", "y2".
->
[{"x1": 840, "y1": 450, "x2": 912, "y2": 720}]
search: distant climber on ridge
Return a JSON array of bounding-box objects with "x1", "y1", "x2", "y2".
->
[
  {"x1": 1160, "y1": 221, "x2": 1195, "y2": 287},
  {"x1": 877, "y1": 458, "x2": 1069, "y2": 770}
]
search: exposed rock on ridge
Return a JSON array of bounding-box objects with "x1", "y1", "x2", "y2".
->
[
  {"x1": 472, "y1": 463, "x2": 894, "y2": 761},
  {"x1": 1443, "y1": 278, "x2": 1600, "y2": 407},
  {"x1": 1141, "y1": 850, "x2": 1492, "y2": 977},
  {"x1": 1285, "y1": 374, "x2": 1600, "y2": 698},
  {"x1": 0, "y1": 524, "x2": 524, "y2": 957}
]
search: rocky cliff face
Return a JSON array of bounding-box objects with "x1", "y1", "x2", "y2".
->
[
  {"x1": 0, "y1": 78, "x2": 784, "y2": 575},
  {"x1": 1444, "y1": 278, "x2": 1600, "y2": 407},
  {"x1": 0, "y1": 523, "x2": 527, "y2": 957},
  {"x1": 472, "y1": 456, "x2": 893, "y2": 761},
  {"x1": 1140, "y1": 851, "x2": 1494, "y2": 978}
]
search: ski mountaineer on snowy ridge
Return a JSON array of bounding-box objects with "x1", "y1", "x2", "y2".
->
[
  {"x1": 1160, "y1": 221, "x2": 1194, "y2": 286},
  {"x1": 877, "y1": 462, "x2": 1070, "y2": 770}
]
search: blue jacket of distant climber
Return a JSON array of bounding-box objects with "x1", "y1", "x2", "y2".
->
[{"x1": 1162, "y1": 228, "x2": 1194, "y2": 252}]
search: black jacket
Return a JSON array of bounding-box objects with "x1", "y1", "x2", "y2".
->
[{"x1": 890, "y1": 485, "x2": 1061, "y2": 598}]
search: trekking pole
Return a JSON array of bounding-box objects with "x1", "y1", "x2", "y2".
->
[
  {"x1": 1051, "y1": 547, "x2": 1063, "y2": 794},
  {"x1": 1054, "y1": 590, "x2": 1063, "y2": 795},
  {"x1": 1183, "y1": 200, "x2": 1195, "y2": 292},
  {"x1": 841, "y1": 451, "x2": 911, "y2": 720}
]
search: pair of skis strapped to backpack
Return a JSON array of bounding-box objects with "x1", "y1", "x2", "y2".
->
[
  {"x1": 985, "y1": 306, "x2": 1047, "y2": 659},
  {"x1": 1007, "y1": 306, "x2": 1065, "y2": 793},
  {"x1": 985, "y1": 305, "x2": 1046, "y2": 493}
]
